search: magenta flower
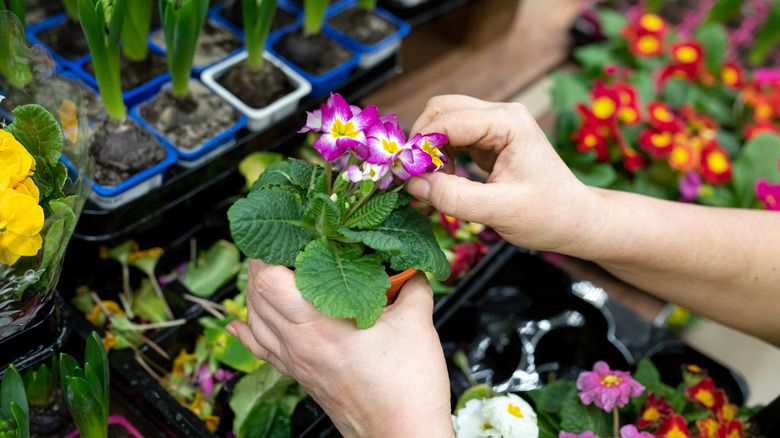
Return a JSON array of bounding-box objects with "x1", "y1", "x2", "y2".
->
[
  {"x1": 559, "y1": 431, "x2": 598, "y2": 438},
  {"x1": 346, "y1": 162, "x2": 393, "y2": 189},
  {"x1": 620, "y1": 425, "x2": 653, "y2": 438},
  {"x1": 215, "y1": 368, "x2": 235, "y2": 381},
  {"x1": 576, "y1": 361, "x2": 645, "y2": 412},
  {"x1": 364, "y1": 121, "x2": 432, "y2": 180},
  {"x1": 414, "y1": 132, "x2": 448, "y2": 172},
  {"x1": 197, "y1": 365, "x2": 215, "y2": 396},
  {"x1": 678, "y1": 171, "x2": 702, "y2": 202},
  {"x1": 298, "y1": 93, "x2": 363, "y2": 134},
  {"x1": 310, "y1": 94, "x2": 379, "y2": 161},
  {"x1": 755, "y1": 178, "x2": 780, "y2": 211}
]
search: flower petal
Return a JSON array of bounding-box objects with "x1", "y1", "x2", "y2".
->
[
  {"x1": 298, "y1": 109, "x2": 323, "y2": 133},
  {"x1": 350, "y1": 105, "x2": 379, "y2": 132},
  {"x1": 313, "y1": 134, "x2": 346, "y2": 162},
  {"x1": 329, "y1": 93, "x2": 354, "y2": 123},
  {"x1": 347, "y1": 164, "x2": 364, "y2": 183}
]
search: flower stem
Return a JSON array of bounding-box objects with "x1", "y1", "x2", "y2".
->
[
  {"x1": 613, "y1": 407, "x2": 619, "y2": 438},
  {"x1": 325, "y1": 161, "x2": 332, "y2": 196},
  {"x1": 344, "y1": 183, "x2": 379, "y2": 220}
]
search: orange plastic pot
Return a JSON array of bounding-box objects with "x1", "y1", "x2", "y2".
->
[{"x1": 386, "y1": 268, "x2": 418, "y2": 304}]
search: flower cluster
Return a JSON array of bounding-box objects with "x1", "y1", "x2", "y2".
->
[
  {"x1": 300, "y1": 93, "x2": 447, "y2": 189},
  {"x1": 0, "y1": 129, "x2": 43, "y2": 266},
  {"x1": 741, "y1": 80, "x2": 780, "y2": 140},
  {"x1": 576, "y1": 361, "x2": 646, "y2": 412},
  {"x1": 453, "y1": 392, "x2": 539, "y2": 438},
  {"x1": 622, "y1": 13, "x2": 668, "y2": 58}
]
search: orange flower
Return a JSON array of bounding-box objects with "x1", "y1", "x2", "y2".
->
[
  {"x1": 753, "y1": 97, "x2": 775, "y2": 122},
  {"x1": 668, "y1": 141, "x2": 699, "y2": 172},
  {"x1": 700, "y1": 145, "x2": 732, "y2": 185},
  {"x1": 720, "y1": 62, "x2": 743, "y2": 88},
  {"x1": 697, "y1": 416, "x2": 720, "y2": 438}
]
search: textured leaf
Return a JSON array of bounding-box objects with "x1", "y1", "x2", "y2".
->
[
  {"x1": 694, "y1": 23, "x2": 727, "y2": 72},
  {"x1": 295, "y1": 237, "x2": 390, "y2": 328},
  {"x1": 560, "y1": 390, "x2": 610, "y2": 436},
  {"x1": 574, "y1": 45, "x2": 614, "y2": 70},
  {"x1": 374, "y1": 206, "x2": 450, "y2": 281},
  {"x1": 229, "y1": 187, "x2": 316, "y2": 266},
  {"x1": 251, "y1": 160, "x2": 295, "y2": 192},
  {"x1": 337, "y1": 227, "x2": 402, "y2": 252},
  {"x1": 6, "y1": 105, "x2": 63, "y2": 167},
  {"x1": 633, "y1": 359, "x2": 662, "y2": 395},
  {"x1": 182, "y1": 239, "x2": 241, "y2": 297},
  {"x1": 290, "y1": 158, "x2": 322, "y2": 195},
  {"x1": 343, "y1": 191, "x2": 397, "y2": 229},
  {"x1": 304, "y1": 193, "x2": 342, "y2": 237},
  {"x1": 537, "y1": 380, "x2": 575, "y2": 414},
  {"x1": 395, "y1": 190, "x2": 414, "y2": 208}
]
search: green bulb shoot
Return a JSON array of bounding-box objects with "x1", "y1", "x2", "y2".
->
[
  {"x1": 244, "y1": 0, "x2": 277, "y2": 68},
  {"x1": 160, "y1": 0, "x2": 209, "y2": 97}
]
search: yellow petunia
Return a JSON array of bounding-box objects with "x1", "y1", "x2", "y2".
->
[{"x1": 0, "y1": 188, "x2": 44, "y2": 265}]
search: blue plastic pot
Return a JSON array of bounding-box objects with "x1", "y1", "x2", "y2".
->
[
  {"x1": 148, "y1": 15, "x2": 244, "y2": 77},
  {"x1": 267, "y1": 26, "x2": 359, "y2": 98},
  {"x1": 278, "y1": 0, "x2": 349, "y2": 15},
  {"x1": 26, "y1": 13, "x2": 90, "y2": 71},
  {"x1": 324, "y1": 1, "x2": 410, "y2": 69},
  {"x1": 208, "y1": 2, "x2": 301, "y2": 42},
  {"x1": 129, "y1": 81, "x2": 248, "y2": 168},
  {"x1": 61, "y1": 123, "x2": 178, "y2": 210},
  {"x1": 69, "y1": 45, "x2": 171, "y2": 109}
]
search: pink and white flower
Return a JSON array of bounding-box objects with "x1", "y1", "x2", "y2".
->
[
  {"x1": 298, "y1": 93, "x2": 363, "y2": 134},
  {"x1": 576, "y1": 361, "x2": 645, "y2": 412},
  {"x1": 364, "y1": 119, "x2": 433, "y2": 180},
  {"x1": 346, "y1": 162, "x2": 393, "y2": 189},
  {"x1": 415, "y1": 133, "x2": 448, "y2": 171},
  {"x1": 307, "y1": 94, "x2": 379, "y2": 161}
]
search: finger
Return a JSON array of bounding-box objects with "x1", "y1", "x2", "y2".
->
[
  {"x1": 248, "y1": 258, "x2": 323, "y2": 325},
  {"x1": 407, "y1": 172, "x2": 504, "y2": 225},
  {"x1": 227, "y1": 319, "x2": 291, "y2": 376},
  {"x1": 410, "y1": 95, "x2": 499, "y2": 135}
]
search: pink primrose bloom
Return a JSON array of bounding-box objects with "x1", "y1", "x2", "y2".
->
[
  {"x1": 346, "y1": 162, "x2": 393, "y2": 189},
  {"x1": 756, "y1": 178, "x2": 780, "y2": 211},
  {"x1": 412, "y1": 132, "x2": 448, "y2": 172},
  {"x1": 365, "y1": 122, "x2": 432, "y2": 180},
  {"x1": 679, "y1": 171, "x2": 702, "y2": 202},
  {"x1": 215, "y1": 369, "x2": 235, "y2": 381},
  {"x1": 576, "y1": 361, "x2": 645, "y2": 412},
  {"x1": 298, "y1": 94, "x2": 364, "y2": 134},
  {"x1": 197, "y1": 365, "x2": 215, "y2": 396},
  {"x1": 620, "y1": 425, "x2": 653, "y2": 438},
  {"x1": 559, "y1": 431, "x2": 598, "y2": 438},
  {"x1": 312, "y1": 93, "x2": 379, "y2": 161}
]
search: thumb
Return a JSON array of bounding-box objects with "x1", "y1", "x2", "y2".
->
[
  {"x1": 407, "y1": 172, "x2": 501, "y2": 225},
  {"x1": 388, "y1": 273, "x2": 434, "y2": 320}
]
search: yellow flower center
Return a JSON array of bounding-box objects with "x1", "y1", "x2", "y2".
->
[
  {"x1": 687, "y1": 364, "x2": 701, "y2": 373},
  {"x1": 600, "y1": 374, "x2": 623, "y2": 387},
  {"x1": 382, "y1": 139, "x2": 399, "y2": 154},
  {"x1": 756, "y1": 104, "x2": 773, "y2": 119},
  {"x1": 584, "y1": 134, "x2": 598, "y2": 147},
  {"x1": 593, "y1": 97, "x2": 616, "y2": 119},
  {"x1": 640, "y1": 14, "x2": 664, "y2": 32},
  {"x1": 653, "y1": 106, "x2": 674, "y2": 122},
  {"x1": 637, "y1": 35, "x2": 660, "y2": 54},
  {"x1": 331, "y1": 119, "x2": 359, "y2": 139},
  {"x1": 671, "y1": 146, "x2": 690, "y2": 165},
  {"x1": 695, "y1": 389, "x2": 716, "y2": 407},
  {"x1": 642, "y1": 406, "x2": 660, "y2": 420},
  {"x1": 421, "y1": 140, "x2": 443, "y2": 167},
  {"x1": 675, "y1": 46, "x2": 699, "y2": 63},
  {"x1": 651, "y1": 132, "x2": 672, "y2": 147},
  {"x1": 726, "y1": 430, "x2": 740, "y2": 438},
  {"x1": 721, "y1": 68, "x2": 738, "y2": 85},
  {"x1": 507, "y1": 403, "x2": 524, "y2": 418},
  {"x1": 721, "y1": 404, "x2": 737, "y2": 420},
  {"x1": 482, "y1": 423, "x2": 492, "y2": 431},
  {"x1": 619, "y1": 107, "x2": 638, "y2": 124},
  {"x1": 666, "y1": 426, "x2": 689, "y2": 438},
  {"x1": 706, "y1": 151, "x2": 729, "y2": 173}
]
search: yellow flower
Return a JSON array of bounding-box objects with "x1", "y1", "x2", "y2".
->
[
  {"x1": 0, "y1": 188, "x2": 44, "y2": 265},
  {"x1": 127, "y1": 247, "x2": 164, "y2": 263},
  {"x1": 86, "y1": 300, "x2": 124, "y2": 324},
  {"x1": 0, "y1": 129, "x2": 35, "y2": 186},
  {"x1": 202, "y1": 415, "x2": 220, "y2": 432},
  {"x1": 172, "y1": 349, "x2": 197, "y2": 376},
  {"x1": 13, "y1": 176, "x2": 40, "y2": 200}
]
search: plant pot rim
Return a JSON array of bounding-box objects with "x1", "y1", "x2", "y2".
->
[
  {"x1": 324, "y1": 0, "x2": 411, "y2": 53},
  {"x1": 386, "y1": 267, "x2": 418, "y2": 304}
]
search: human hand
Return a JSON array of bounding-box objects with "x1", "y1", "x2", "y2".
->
[
  {"x1": 407, "y1": 95, "x2": 606, "y2": 255},
  {"x1": 227, "y1": 260, "x2": 454, "y2": 438}
]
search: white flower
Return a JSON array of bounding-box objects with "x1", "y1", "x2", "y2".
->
[
  {"x1": 453, "y1": 398, "x2": 489, "y2": 438},
  {"x1": 482, "y1": 393, "x2": 538, "y2": 438}
]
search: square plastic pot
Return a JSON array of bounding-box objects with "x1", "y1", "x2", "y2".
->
[
  {"x1": 267, "y1": 27, "x2": 360, "y2": 98},
  {"x1": 324, "y1": 1, "x2": 411, "y2": 69},
  {"x1": 129, "y1": 80, "x2": 248, "y2": 168},
  {"x1": 201, "y1": 50, "x2": 312, "y2": 132},
  {"x1": 208, "y1": 1, "x2": 301, "y2": 42},
  {"x1": 26, "y1": 13, "x2": 89, "y2": 71}
]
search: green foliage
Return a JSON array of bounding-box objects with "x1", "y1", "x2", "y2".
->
[
  {"x1": 572, "y1": 163, "x2": 617, "y2": 188},
  {"x1": 59, "y1": 332, "x2": 109, "y2": 438},
  {"x1": 78, "y1": 0, "x2": 126, "y2": 120},
  {"x1": 732, "y1": 133, "x2": 780, "y2": 208},
  {"x1": 62, "y1": 0, "x2": 78, "y2": 20},
  {"x1": 573, "y1": 45, "x2": 614, "y2": 71},
  {"x1": 200, "y1": 317, "x2": 263, "y2": 373},
  {"x1": 694, "y1": 23, "x2": 727, "y2": 72},
  {"x1": 22, "y1": 356, "x2": 56, "y2": 406},
  {"x1": 1, "y1": 364, "x2": 29, "y2": 438},
  {"x1": 182, "y1": 240, "x2": 242, "y2": 297},
  {"x1": 0, "y1": 0, "x2": 24, "y2": 26},
  {"x1": 550, "y1": 72, "x2": 589, "y2": 114},
  {"x1": 704, "y1": 0, "x2": 744, "y2": 24},
  {"x1": 121, "y1": 0, "x2": 151, "y2": 61},
  {"x1": 243, "y1": 0, "x2": 277, "y2": 68},
  {"x1": 342, "y1": 191, "x2": 398, "y2": 229},
  {"x1": 749, "y1": 1, "x2": 780, "y2": 66},
  {"x1": 0, "y1": 9, "x2": 31, "y2": 88},
  {"x1": 229, "y1": 362, "x2": 307, "y2": 438},
  {"x1": 597, "y1": 9, "x2": 627, "y2": 40},
  {"x1": 239, "y1": 152, "x2": 284, "y2": 191},
  {"x1": 560, "y1": 390, "x2": 610, "y2": 436},
  {"x1": 131, "y1": 278, "x2": 169, "y2": 322},
  {"x1": 160, "y1": 0, "x2": 208, "y2": 96},
  {"x1": 454, "y1": 384, "x2": 494, "y2": 413},
  {"x1": 302, "y1": 0, "x2": 328, "y2": 35}
]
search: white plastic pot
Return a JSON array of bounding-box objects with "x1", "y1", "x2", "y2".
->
[{"x1": 201, "y1": 51, "x2": 312, "y2": 132}]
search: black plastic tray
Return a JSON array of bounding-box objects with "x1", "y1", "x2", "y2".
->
[{"x1": 379, "y1": 0, "x2": 474, "y2": 28}]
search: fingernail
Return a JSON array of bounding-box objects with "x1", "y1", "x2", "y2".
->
[
  {"x1": 408, "y1": 176, "x2": 430, "y2": 202},
  {"x1": 226, "y1": 323, "x2": 237, "y2": 337}
]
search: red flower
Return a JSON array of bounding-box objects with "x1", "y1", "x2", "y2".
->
[
  {"x1": 573, "y1": 126, "x2": 609, "y2": 161},
  {"x1": 447, "y1": 241, "x2": 489, "y2": 284},
  {"x1": 637, "y1": 393, "x2": 673, "y2": 429},
  {"x1": 685, "y1": 377, "x2": 726, "y2": 414},
  {"x1": 668, "y1": 140, "x2": 699, "y2": 173},
  {"x1": 616, "y1": 135, "x2": 646, "y2": 171},
  {"x1": 720, "y1": 62, "x2": 743, "y2": 88},
  {"x1": 717, "y1": 419, "x2": 744, "y2": 438},
  {"x1": 697, "y1": 416, "x2": 720, "y2": 438},
  {"x1": 681, "y1": 105, "x2": 718, "y2": 138},
  {"x1": 591, "y1": 85, "x2": 622, "y2": 121},
  {"x1": 671, "y1": 42, "x2": 704, "y2": 67},
  {"x1": 752, "y1": 97, "x2": 775, "y2": 122},
  {"x1": 613, "y1": 83, "x2": 642, "y2": 125},
  {"x1": 623, "y1": 14, "x2": 667, "y2": 57},
  {"x1": 630, "y1": 34, "x2": 664, "y2": 57},
  {"x1": 439, "y1": 212, "x2": 460, "y2": 238},
  {"x1": 699, "y1": 145, "x2": 732, "y2": 185},
  {"x1": 636, "y1": 13, "x2": 667, "y2": 35},
  {"x1": 744, "y1": 123, "x2": 780, "y2": 140},
  {"x1": 647, "y1": 102, "x2": 682, "y2": 131},
  {"x1": 639, "y1": 129, "x2": 675, "y2": 158},
  {"x1": 655, "y1": 414, "x2": 692, "y2": 438}
]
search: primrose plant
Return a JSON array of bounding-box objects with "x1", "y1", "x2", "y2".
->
[
  {"x1": 160, "y1": 0, "x2": 208, "y2": 97},
  {"x1": 243, "y1": 0, "x2": 277, "y2": 68},
  {"x1": 229, "y1": 93, "x2": 451, "y2": 328}
]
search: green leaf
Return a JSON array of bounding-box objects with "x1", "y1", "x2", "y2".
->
[
  {"x1": 290, "y1": 158, "x2": 322, "y2": 196},
  {"x1": 395, "y1": 190, "x2": 414, "y2": 208},
  {"x1": 23, "y1": 360, "x2": 55, "y2": 406},
  {"x1": 228, "y1": 187, "x2": 317, "y2": 266},
  {"x1": 633, "y1": 359, "x2": 662, "y2": 394},
  {"x1": 58, "y1": 353, "x2": 82, "y2": 382},
  {"x1": 244, "y1": 0, "x2": 278, "y2": 67},
  {"x1": 629, "y1": 71, "x2": 654, "y2": 110},
  {"x1": 598, "y1": 9, "x2": 627, "y2": 40},
  {"x1": 454, "y1": 384, "x2": 493, "y2": 413},
  {"x1": 554, "y1": 109, "x2": 578, "y2": 152},
  {"x1": 251, "y1": 160, "x2": 296, "y2": 192},
  {"x1": 121, "y1": 0, "x2": 151, "y2": 61},
  {"x1": 85, "y1": 331, "x2": 109, "y2": 419},
  {"x1": 662, "y1": 79, "x2": 696, "y2": 108},
  {"x1": 0, "y1": 364, "x2": 28, "y2": 425},
  {"x1": 572, "y1": 163, "x2": 617, "y2": 188},
  {"x1": 343, "y1": 191, "x2": 398, "y2": 229},
  {"x1": 704, "y1": 0, "x2": 744, "y2": 24},
  {"x1": 0, "y1": 10, "x2": 31, "y2": 88},
  {"x1": 304, "y1": 193, "x2": 342, "y2": 237},
  {"x1": 182, "y1": 239, "x2": 242, "y2": 297},
  {"x1": 574, "y1": 45, "x2": 614, "y2": 70},
  {"x1": 239, "y1": 402, "x2": 290, "y2": 438},
  {"x1": 10, "y1": 401, "x2": 30, "y2": 438},
  {"x1": 551, "y1": 72, "x2": 590, "y2": 113},
  {"x1": 537, "y1": 380, "x2": 576, "y2": 414},
  {"x1": 161, "y1": 0, "x2": 208, "y2": 96},
  {"x1": 6, "y1": 105, "x2": 63, "y2": 168},
  {"x1": 695, "y1": 95, "x2": 732, "y2": 127},
  {"x1": 202, "y1": 321, "x2": 262, "y2": 374},
  {"x1": 749, "y1": 1, "x2": 780, "y2": 66},
  {"x1": 337, "y1": 227, "x2": 402, "y2": 253},
  {"x1": 560, "y1": 390, "x2": 610, "y2": 436},
  {"x1": 694, "y1": 23, "x2": 727, "y2": 72},
  {"x1": 230, "y1": 362, "x2": 306, "y2": 438},
  {"x1": 40, "y1": 198, "x2": 77, "y2": 268},
  {"x1": 295, "y1": 237, "x2": 390, "y2": 328},
  {"x1": 131, "y1": 278, "x2": 169, "y2": 322},
  {"x1": 717, "y1": 130, "x2": 741, "y2": 157},
  {"x1": 732, "y1": 133, "x2": 780, "y2": 208},
  {"x1": 374, "y1": 206, "x2": 451, "y2": 281},
  {"x1": 239, "y1": 152, "x2": 284, "y2": 191},
  {"x1": 61, "y1": 376, "x2": 106, "y2": 438}
]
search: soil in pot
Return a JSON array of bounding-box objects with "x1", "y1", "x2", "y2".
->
[
  {"x1": 273, "y1": 29, "x2": 352, "y2": 75},
  {"x1": 151, "y1": 21, "x2": 242, "y2": 69},
  {"x1": 36, "y1": 17, "x2": 90, "y2": 61},
  {"x1": 88, "y1": 117, "x2": 168, "y2": 187},
  {"x1": 327, "y1": 7, "x2": 399, "y2": 46},
  {"x1": 106, "y1": 423, "x2": 136, "y2": 438},
  {"x1": 30, "y1": 386, "x2": 74, "y2": 438},
  {"x1": 83, "y1": 51, "x2": 169, "y2": 93},
  {"x1": 216, "y1": 59, "x2": 296, "y2": 109},
  {"x1": 26, "y1": 0, "x2": 65, "y2": 25},
  {"x1": 220, "y1": 0, "x2": 297, "y2": 32},
  {"x1": 138, "y1": 81, "x2": 240, "y2": 151}
]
